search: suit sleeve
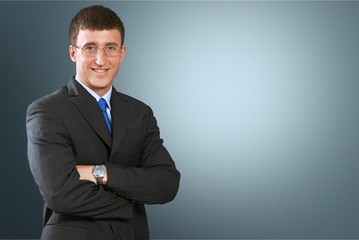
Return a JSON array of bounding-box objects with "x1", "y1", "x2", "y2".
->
[
  {"x1": 26, "y1": 101, "x2": 133, "y2": 220},
  {"x1": 105, "y1": 106, "x2": 180, "y2": 204}
]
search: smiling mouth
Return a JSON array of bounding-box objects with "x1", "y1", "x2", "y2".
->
[{"x1": 92, "y1": 68, "x2": 109, "y2": 73}]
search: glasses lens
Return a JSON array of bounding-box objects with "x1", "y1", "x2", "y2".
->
[
  {"x1": 82, "y1": 46, "x2": 97, "y2": 56},
  {"x1": 104, "y1": 46, "x2": 121, "y2": 57}
]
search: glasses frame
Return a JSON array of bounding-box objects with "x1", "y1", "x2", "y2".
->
[{"x1": 74, "y1": 44, "x2": 123, "y2": 57}]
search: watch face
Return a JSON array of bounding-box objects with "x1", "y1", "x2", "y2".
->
[{"x1": 93, "y1": 165, "x2": 105, "y2": 177}]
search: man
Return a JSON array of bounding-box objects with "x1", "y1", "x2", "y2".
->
[{"x1": 26, "y1": 5, "x2": 180, "y2": 240}]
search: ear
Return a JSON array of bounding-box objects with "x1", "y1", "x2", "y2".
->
[
  {"x1": 69, "y1": 45, "x2": 76, "y2": 62},
  {"x1": 120, "y1": 45, "x2": 127, "y2": 62}
]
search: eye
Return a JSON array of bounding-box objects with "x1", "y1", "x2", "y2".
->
[
  {"x1": 106, "y1": 45, "x2": 118, "y2": 51},
  {"x1": 84, "y1": 45, "x2": 97, "y2": 51}
]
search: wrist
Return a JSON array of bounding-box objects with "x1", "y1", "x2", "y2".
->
[{"x1": 92, "y1": 164, "x2": 108, "y2": 185}]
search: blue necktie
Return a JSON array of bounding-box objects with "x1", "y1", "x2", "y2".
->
[{"x1": 98, "y1": 98, "x2": 112, "y2": 134}]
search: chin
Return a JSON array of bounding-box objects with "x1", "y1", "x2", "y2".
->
[
  {"x1": 91, "y1": 79, "x2": 112, "y2": 86},
  {"x1": 95, "y1": 84, "x2": 112, "y2": 90}
]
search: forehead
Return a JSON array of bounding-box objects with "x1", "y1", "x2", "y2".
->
[{"x1": 76, "y1": 29, "x2": 122, "y2": 45}]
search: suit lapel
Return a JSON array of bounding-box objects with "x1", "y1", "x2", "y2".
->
[
  {"x1": 110, "y1": 89, "x2": 130, "y2": 158},
  {"x1": 67, "y1": 78, "x2": 112, "y2": 148}
]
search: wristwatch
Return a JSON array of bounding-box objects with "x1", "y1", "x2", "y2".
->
[{"x1": 92, "y1": 165, "x2": 106, "y2": 185}]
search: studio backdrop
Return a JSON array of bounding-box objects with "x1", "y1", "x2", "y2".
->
[{"x1": 1, "y1": 1, "x2": 359, "y2": 239}]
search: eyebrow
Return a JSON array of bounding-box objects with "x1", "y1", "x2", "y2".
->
[{"x1": 83, "y1": 42, "x2": 120, "y2": 47}]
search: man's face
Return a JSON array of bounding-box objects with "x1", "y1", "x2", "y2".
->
[{"x1": 69, "y1": 29, "x2": 126, "y2": 96}]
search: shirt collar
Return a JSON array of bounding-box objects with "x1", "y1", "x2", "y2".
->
[{"x1": 75, "y1": 77, "x2": 112, "y2": 110}]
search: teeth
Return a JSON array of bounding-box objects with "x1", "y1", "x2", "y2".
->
[{"x1": 94, "y1": 69, "x2": 106, "y2": 73}]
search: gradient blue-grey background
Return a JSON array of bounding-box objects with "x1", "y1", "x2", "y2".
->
[{"x1": 1, "y1": 1, "x2": 359, "y2": 239}]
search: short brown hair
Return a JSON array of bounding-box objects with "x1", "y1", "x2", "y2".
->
[{"x1": 69, "y1": 5, "x2": 125, "y2": 46}]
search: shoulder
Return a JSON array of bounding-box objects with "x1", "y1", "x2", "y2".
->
[{"x1": 27, "y1": 86, "x2": 69, "y2": 114}]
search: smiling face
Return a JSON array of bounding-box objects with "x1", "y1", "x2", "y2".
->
[{"x1": 69, "y1": 29, "x2": 126, "y2": 96}]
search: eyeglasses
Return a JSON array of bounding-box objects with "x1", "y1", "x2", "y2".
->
[{"x1": 74, "y1": 44, "x2": 123, "y2": 57}]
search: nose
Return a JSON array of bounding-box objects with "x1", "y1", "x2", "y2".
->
[{"x1": 95, "y1": 48, "x2": 106, "y2": 65}]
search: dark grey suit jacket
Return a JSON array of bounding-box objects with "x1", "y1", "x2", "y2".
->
[{"x1": 26, "y1": 78, "x2": 180, "y2": 240}]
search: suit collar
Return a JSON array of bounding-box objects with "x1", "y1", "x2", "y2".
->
[
  {"x1": 109, "y1": 88, "x2": 130, "y2": 158},
  {"x1": 67, "y1": 78, "x2": 112, "y2": 148},
  {"x1": 67, "y1": 78, "x2": 131, "y2": 157}
]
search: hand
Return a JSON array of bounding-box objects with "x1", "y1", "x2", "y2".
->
[{"x1": 76, "y1": 165, "x2": 108, "y2": 185}]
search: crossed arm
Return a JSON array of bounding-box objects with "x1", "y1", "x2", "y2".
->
[{"x1": 27, "y1": 100, "x2": 180, "y2": 219}]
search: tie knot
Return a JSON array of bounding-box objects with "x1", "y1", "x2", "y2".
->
[{"x1": 98, "y1": 98, "x2": 108, "y2": 112}]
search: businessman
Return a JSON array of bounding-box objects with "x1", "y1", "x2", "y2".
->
[{"x1": 26, "y1": 5, "x2": 180, "y2": 240}]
